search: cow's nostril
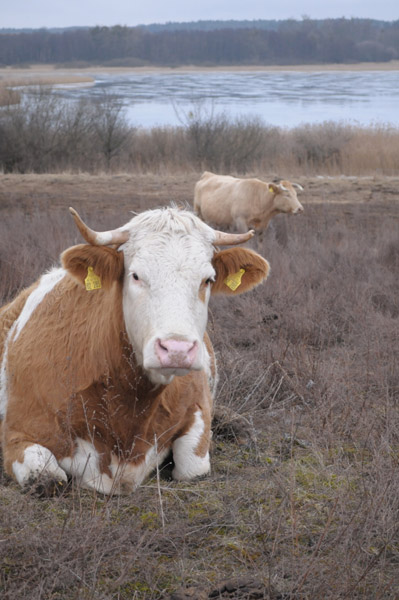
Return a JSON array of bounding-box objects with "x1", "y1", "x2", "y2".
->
[{"x1": 155, "y1": 338, "x2": 198, "y2": 368}]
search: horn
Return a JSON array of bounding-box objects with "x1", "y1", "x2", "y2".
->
[
  {"x1": 213, "y1": 229, "x2": 255, "y2": 246},
  {"x1": 292, "y1": 183, "x2": 304, "y2": 191},
  {"x1": 69, "y1": 207, "x2": 129, "y2": 246}
]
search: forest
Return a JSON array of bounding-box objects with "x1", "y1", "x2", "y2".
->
[{"x1": 0, "y1": 18, "x2": 398, "y2": 67}]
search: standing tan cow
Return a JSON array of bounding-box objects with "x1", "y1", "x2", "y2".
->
[
  {"x1": 194, "y1": 171, "x2": 304, "y2": 233},
  {"x1": 0, "y1": 206, "x2": 269, "y2": 495}
]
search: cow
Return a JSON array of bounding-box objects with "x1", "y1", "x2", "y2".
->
[
  {"x1": 0, "y1": 206, "x2": 270, "y2": 495},
  {"x1": 194, "y1": 171, "x2": 304, "y2": 234}
]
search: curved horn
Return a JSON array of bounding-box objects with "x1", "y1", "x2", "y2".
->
[
  {"x1": 213, "y1": 229, "x2": 255, "y2": 246},
  {"x1": 292, "y1": 183, "x2": 304, "y2": 191},
  {"x1": 69, "y1": 207, "x2": 129, "y2": 246}
]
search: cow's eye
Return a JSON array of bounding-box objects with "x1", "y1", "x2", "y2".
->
[
  {"x1": 132, "y1": 273, "x2": 139, "y2": 281},
  {"x1": 205, "y1": 278, "x2": 212, "y2": 285}
]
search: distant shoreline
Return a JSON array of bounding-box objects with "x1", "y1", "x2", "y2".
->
[{"x1": 1, "y1": 60, "x2": 399, "y2": 82}]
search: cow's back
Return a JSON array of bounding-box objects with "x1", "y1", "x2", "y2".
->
[
  {"x1": 194, "y1": 173, "x2": 265, "y2": 227},
  {"x1": 194, "y1": 172, "x2": 246, "y2": 226}
]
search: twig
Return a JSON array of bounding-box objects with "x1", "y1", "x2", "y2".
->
[{"x1": 154, "y1": 434, "x2": 165, "y2": 531}]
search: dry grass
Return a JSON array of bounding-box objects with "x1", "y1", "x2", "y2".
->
[
  {"x1": 0, "y1": 73, "x2": 94, "y2": 106},
  {"x1": 1, "y1": 89, "x2": 399, "y2": 175},
  {"x1": 1, "y1": 174, "x2": 399, "y2": 599}
]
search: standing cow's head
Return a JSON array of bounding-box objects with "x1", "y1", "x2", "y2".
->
[
  {"x1": 63, "y1": 207, "x2": 270, "y2": 384},
  {"x1": 268, "y1": 180, "x2": 304, "y2": 215}
]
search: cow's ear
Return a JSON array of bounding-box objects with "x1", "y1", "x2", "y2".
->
[
  {"x1": 211, "y1": 247, "x2": 270, "y2": 296},
  {"x1": 268, "y1": 182, "x2": 280, "y2": 195},
  {"x1": 61, "y1": 244, "x2": 125, "y2": 289}
]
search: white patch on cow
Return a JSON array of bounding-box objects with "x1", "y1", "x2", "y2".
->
[
  {"x1": 12, "y1": 443, "x2": 68, "y2": 487},
  {"x1": 207, "y1": 355, "x2": 219, "y2": 399},
  {"x1": 109, "y1": 444, "x2": 170, "y2": 492},
  {"x1": 13, "y1": 267, "x2": 65, "y2": 342},
  {"x1": 0, "y1": 322, "x2": 16, "y2": 419},
  {"x1": 60, "y1": 438, "x2": 115, "y2": 495},
  {"x1": 172, "y1": 409, "x2": 210, "y2": 480},
  {"x1": 60, "y1": 438, "x2": 170, "y2": 494}
]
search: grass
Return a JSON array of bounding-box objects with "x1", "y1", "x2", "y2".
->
[{"x1": 1, "y1": 173, "x2": 399, "y2": 598}]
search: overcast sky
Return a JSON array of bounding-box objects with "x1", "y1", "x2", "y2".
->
[{"x1": 1, "y1": 0, "x2": 398, "y2": 29}]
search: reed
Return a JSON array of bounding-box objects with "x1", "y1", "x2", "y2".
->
[{"x1": 1, "y1": 91, "x2": 399, "y2": 175}]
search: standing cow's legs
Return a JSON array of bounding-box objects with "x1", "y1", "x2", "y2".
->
[
  {"x1": 172, "y1": 408, "x2": 211, "y2": 480},
  {"x1": 233, "y1": 216, "x2": 249, "y2": 233}
]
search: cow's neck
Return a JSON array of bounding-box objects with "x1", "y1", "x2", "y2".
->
[{"x1": 118, "y1": 339, "x2": 167, "y2": 407}]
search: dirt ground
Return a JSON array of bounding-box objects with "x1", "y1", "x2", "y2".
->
[{"x1": 1, "y1": 171, "x2": 399, "y2": 218}]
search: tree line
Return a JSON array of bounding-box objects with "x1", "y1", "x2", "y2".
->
[{"x1": 0, "y1": 18, "x2": 398, "y2": 66}]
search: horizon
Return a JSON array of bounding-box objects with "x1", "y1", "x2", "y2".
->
[
  {"x1": 2, "y1": 0, "x2": 399, "y2": 29},
  {"x1": 1, "y1": 15, "x2": 398, "y2": 33}
]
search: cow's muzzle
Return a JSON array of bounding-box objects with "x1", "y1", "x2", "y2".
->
[{"x1": 154, "y1": 338, "x2": 199, "y2": 369}]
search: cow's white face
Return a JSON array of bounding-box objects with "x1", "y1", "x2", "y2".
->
[
  {"x1": 120, "y1": 210, "x2": 217, "y2": 384},
  {"x1": 272, "y1": 181, "x2": 304, "y2": 215}
]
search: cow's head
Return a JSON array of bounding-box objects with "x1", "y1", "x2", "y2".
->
[
  {"x1": 268, "y1": 181, "x2": 304, "y2": 215},
  {"x1": 63, "y1": 207, "x2": 270, "y2": 384}
]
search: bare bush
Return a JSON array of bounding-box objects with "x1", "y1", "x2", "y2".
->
[
  {"x1": 0, "y1": 89, "x2": 131, "y2": 173},
  {"x1": 291, "y1": 121, "x2": 353, "y2": 172},
  {"x1": 2, "y1": 92, "x2": 399, "y2": 175},
  {"x1": 176, "y1": 102, "x2": 266, "y2": 172},
  {"x1": 92, "y1": 93, "x2": 131, "y2": 169}
]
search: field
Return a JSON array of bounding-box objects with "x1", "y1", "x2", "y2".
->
[{"x1": 1, "y1": 172, "x2": 399, "y2": 599}]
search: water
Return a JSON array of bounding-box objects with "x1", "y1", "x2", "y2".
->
[{"x1": 53, "y1": 70, "x2": 399, "y2": 129}]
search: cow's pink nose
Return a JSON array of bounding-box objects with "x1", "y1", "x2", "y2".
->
[{"x1": 155, "y1": 339, "x2": 198, "y2": 369}]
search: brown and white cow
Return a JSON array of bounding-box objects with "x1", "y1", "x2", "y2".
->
[
  {"x1": 0, "y1": 207, "x2": 269, "y2": 495},
  {"x1": 194, "y1": 171, "x2": 304, "y2": 233}
]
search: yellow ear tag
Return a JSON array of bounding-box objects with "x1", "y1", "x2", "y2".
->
[
  {"x1": 224, "y1": 268, "x2": 245, "y2": 291},
  {"x1": 268, "y1": 186, "x2": 274, "y2": 193},
  {"x1": 85, "y1": 267, "x2": 102, "y2": 291}
]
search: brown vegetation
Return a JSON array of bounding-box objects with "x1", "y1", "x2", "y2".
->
[
  {"x1": 1, "y1": 89, "x2": 399, "y2": 176},
  {"x1": 1, "y1": 173, "x2": 399, "y2": 598},
  {"x1": 0, "y1": 72, "x2": 94, "y2": 107}
]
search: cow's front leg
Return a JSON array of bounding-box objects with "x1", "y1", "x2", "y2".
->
[
  {"x1": 4, "y1": 439, "x2": 68, "y2": 496},
  {"x1": 172, "y1": 408, "x2": 211, "y2": 480}
]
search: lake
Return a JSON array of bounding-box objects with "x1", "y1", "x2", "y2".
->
[{"x1": 53, "y1": 69, "x2": 399, "y2": 129}]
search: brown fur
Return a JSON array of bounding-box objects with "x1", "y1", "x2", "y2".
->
[{"x1": 212, "y1": 247, "x2": 270, "y2": 296}]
